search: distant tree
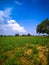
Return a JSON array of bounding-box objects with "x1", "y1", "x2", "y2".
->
[
  {"x1": 15, "y1": 34, "x2": 19, "y2": 36},
  {"x1": 4, "y1": 35, "x2": 6, "y2": 37},
  {"x1": 37, "y1": 18, "x2": 49, "y2": 35},
  {"x1": 27, "y1": 33, "x2": 31, "y2": 36},
  {"x1": 0, "y1": 35, "x2": 3, "y2": 37},
  {"x1": 22, "y1": 34, "x2": 26, "y2": 36}
]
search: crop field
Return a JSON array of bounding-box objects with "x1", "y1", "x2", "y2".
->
[{"x1": 0, "y1": 36, "x2": 49, "y2": 65}]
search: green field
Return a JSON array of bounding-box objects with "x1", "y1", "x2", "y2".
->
[{"x1": 0, "y1": 36, "x2": 49, "y2": 65}]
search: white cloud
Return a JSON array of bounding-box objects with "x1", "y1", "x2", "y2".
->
[
  {"x1": 3, "y1": 8, "x2": 12, "y2": 19},
  {"x1": 0, "y1": 8, "x2": 12, "y2": 23},
  {"x1": 0, "y1": 11, "x2": 4, "y2": 23},
  {"x1": 0, "y1": 8, "x2": 26, "y2": 35},
  {"x1": 8, "y1": 20, "x2": 16, "y2": 24},
  {"x1": 0, "y1": 17, "x2": 4, "y2": 23},
  {"x1": 15, "y1": 1, "x2": 22, "y2": 5},
  {"x1": 7, "y1": 20, "x2": 26, "y2": 33},
  {"x1": 0, "y1": 21, "x2": 26, "y2": 35},
  {"x1": 0, "y1": 11, "x2": 4, "y2": 17}
]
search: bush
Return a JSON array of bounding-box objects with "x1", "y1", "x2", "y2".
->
[
  {"x1": 27, "y1": 33, "x2": 31, "y2": 36},
  {"x1": 22, "y1": 34, "x2": 26, "y2": 36},
  {"x1": 15, "y1": 34, "x2": 19, "y2": 36}
]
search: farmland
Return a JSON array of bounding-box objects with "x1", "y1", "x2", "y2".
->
[{"x1": 0, "y1": 36, "x2": 49, "y2": 65}]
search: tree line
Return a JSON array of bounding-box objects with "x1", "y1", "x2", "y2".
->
[
  {"x1": 0, "y1": 18, "x2": 49, "y2": 36},
  {"x1": 0, "y1": 33, "x2": 31, "y2": 37}
]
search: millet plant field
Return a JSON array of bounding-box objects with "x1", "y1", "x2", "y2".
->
[{"x1": 0, "y1": 36, "x2": 49, "y2": 65}]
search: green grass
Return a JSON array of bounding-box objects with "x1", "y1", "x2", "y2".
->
[{"x1": 0, "y1": 36, "x2": 49, "y2": 65}]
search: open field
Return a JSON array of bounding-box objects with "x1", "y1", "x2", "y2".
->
[{"x1": 0, "y1": 36, "x2": 49, "y2": 65}]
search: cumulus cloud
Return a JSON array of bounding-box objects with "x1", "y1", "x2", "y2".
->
[
  {"x1": 0, "y1": 8, "x2": 12, "y2": 23},
  {"x1": 8, "y1": 20, "x2": 16, "y2": 24},
  {"x1": 0, "y1": 11, "x2": 4, "y2": 23},
  {"x1": 0, "y1": 8, "x2": 26, "y2": 35},
  {"x1": 7, "y1": 20, "x2": 26, "y2": 33},
  {"x1": 15, "y1": 1, "x2": 22, "y2": 5}
]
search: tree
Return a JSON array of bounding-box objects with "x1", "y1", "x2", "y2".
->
[
  {"x1": 22, "y1": 34, "x2": 26, "y2": 36},
  {"x1": 15, "y1": 34, "x2": 19, "y2": 36},
  {"x1": 0, "y1": 35, "x2": 3, "y2": 37},
  {"x1": 27, "y1": 33, "x2": 31, "y2": 36},
  {"x1": 37, "y1": 18, "x2": 49, "y2": 35}
]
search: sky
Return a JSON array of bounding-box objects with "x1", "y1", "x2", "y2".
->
[{"x1": 0, "y1": 0, "x2": 49, "y2": 35}]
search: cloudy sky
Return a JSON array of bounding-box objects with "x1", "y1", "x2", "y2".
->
[{"x1": 0, "y1": 0, "x2": 49, "y2": 35}]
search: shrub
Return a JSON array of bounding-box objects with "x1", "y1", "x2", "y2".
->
[{"x1": 15, "y1": 34, "x2": 19, "y2": 36}]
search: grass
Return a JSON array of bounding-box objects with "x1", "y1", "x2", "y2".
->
[{"x1": 0, "y1": 36, "x2": 49, "y2": 65}]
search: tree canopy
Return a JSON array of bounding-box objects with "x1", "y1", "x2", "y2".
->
[
  {"x1": 37, "y1": 18, "x2": 49, "y2": 35},
  {"x1": 15, "y1": 34, "x2": 19, "y2": 36}
]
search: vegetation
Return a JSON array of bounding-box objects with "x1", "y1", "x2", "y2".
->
[
  {"x1": 0, "y1": 36, "x2": 49, "y2": 65},
  {"x1": 27, "y1": 33, "x2": 31, "y2": 36},
  {"x1": 37, "y1": 18, "x2": 49, "y2": 35},
  {"x1": 15, "y1": 34, "x2": 19, "y2": 36}
]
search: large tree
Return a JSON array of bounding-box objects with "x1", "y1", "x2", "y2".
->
[{"x1": 37, "y1": 18, "x2": 49, "y2": 35}]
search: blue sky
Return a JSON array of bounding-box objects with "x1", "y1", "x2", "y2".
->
[{"x1": 0, "y1": 0, "x2": 49, "y2": 35}]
